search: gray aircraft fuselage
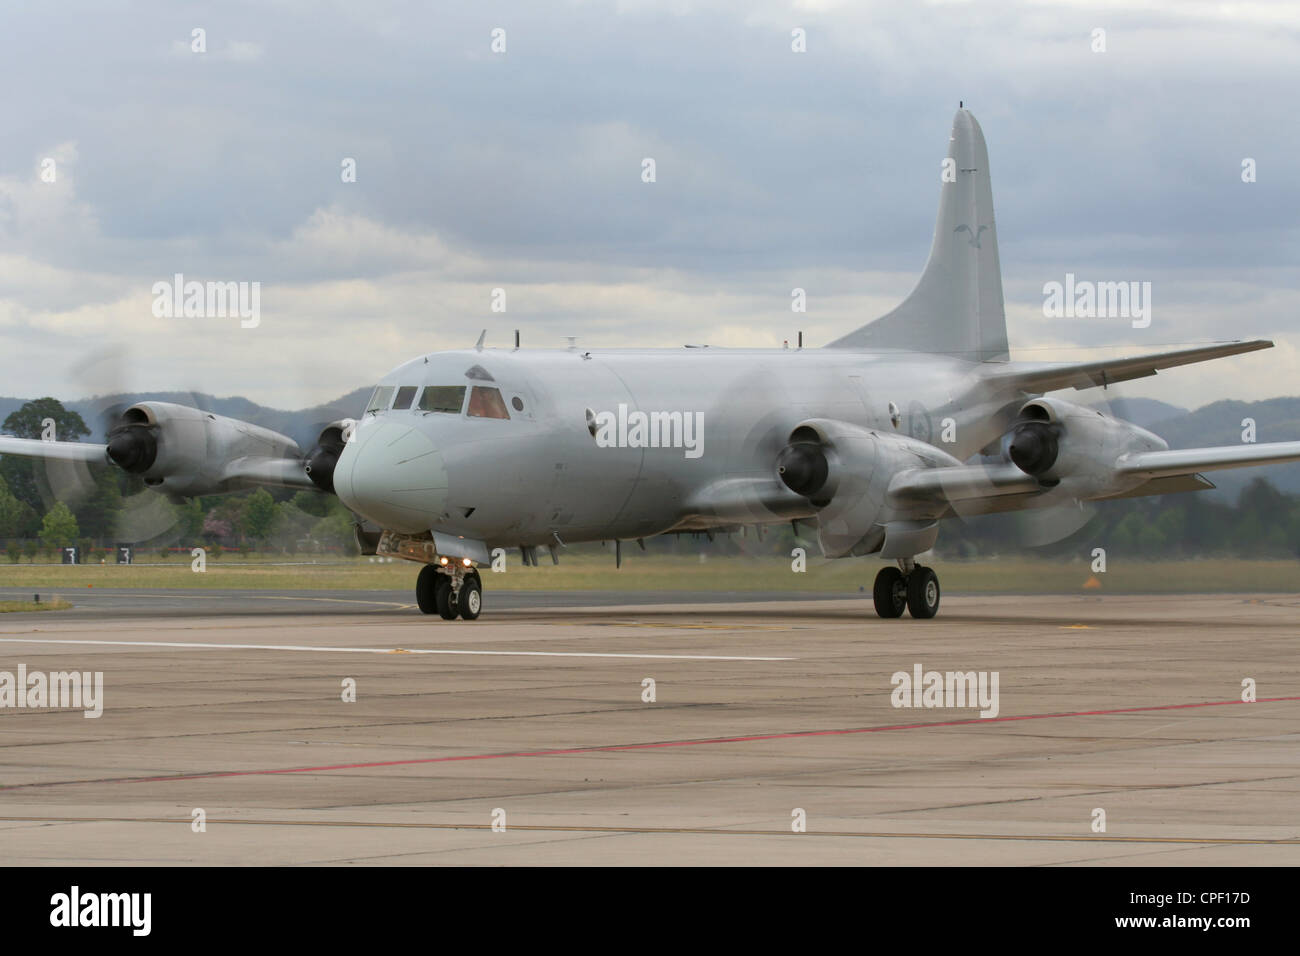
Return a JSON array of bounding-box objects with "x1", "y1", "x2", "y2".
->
[{"x1": 333, "y1": 346, "x2": 1013, "y2": 548}]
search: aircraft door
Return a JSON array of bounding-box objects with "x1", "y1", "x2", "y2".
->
[{"x1": 526, "y1": 358, "x2": 642, "y2": 540}]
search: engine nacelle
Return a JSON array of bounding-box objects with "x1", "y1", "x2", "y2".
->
[
  {"x1": 1006, "y1": 397, "x2": 1167, "y2": 497},
  {"x1": 105, "y1": 401, "x2": 301, "y2": 497},
  {"x1": 777, "y1": 418, "x2": 963, "y2": 558}
]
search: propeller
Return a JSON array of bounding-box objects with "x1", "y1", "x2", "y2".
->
[
  {"x1": 304, "y1": 424, "x2": 347, "y2": 493},
  {"x1": 944, "y1": 392, "x2": 1120, "y2": 551},
  {"x1": 695, "y1": 350, "x2": 833, "y2": 560},
  {"x1": 105, "y1": 414, "x2": 159, "y2": 473},
  {"x1": 73, "y1": 348, "x2": 200, "y2": 545},
  {"x1": 775, "y1": 438, "x2": 829, "y2": 499},
  {"x1": 1007, "y1": 419, "x2": 1060, "y2": 476}
]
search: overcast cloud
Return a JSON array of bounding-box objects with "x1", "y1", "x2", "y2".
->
[{"x1": 1, "y1": 0, "x2": 1297, "y2": 409}]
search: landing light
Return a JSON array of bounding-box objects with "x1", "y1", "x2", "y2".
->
[
  {"x1": 439, "y1": 556, "x2": 449, "y2": 565},
  {"x1": 461, "y1": 557, "x2": 472, "y2": 567}
]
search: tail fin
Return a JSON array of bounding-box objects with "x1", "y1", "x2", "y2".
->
[{"x1": 827, "y1": 109, "x2": 1009, "y2": 362}]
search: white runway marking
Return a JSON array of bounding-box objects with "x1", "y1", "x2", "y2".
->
[{"x1": 0, "y1": 636, "x2": 793, "y2": 662}]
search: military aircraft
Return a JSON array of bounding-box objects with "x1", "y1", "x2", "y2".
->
[{"x1": 4, "y1": 108, "x2": 1298, "y2": 621}]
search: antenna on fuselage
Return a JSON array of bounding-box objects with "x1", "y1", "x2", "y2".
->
[
  {"x1": 514, "y1": 329, "x2": 520, "y2": 350},
  {"x1": 474, "y1": 330, "x2": 486, "y2": 351}
]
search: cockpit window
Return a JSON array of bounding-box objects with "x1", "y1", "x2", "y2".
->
[
  {"x1": 365, "y1": 386, "x2": 395, "y2": 414},
  {"x1": 392, "y1": 385, "x2": 418, "y2": 410},
  {"x1": 467, "y1": 386, "x2": 510, "y2": 420},
  {"x1": 418, "y1": 385, "x2": 467, "y2": 414}
]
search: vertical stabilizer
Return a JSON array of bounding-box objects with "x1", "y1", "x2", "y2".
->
[{"x1": 827, "y1": 109, "x2": 1009, "y2": 362}]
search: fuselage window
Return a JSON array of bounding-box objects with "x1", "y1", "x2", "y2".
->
[
  {"x1": 392, "y1": 385, "x2": 418, "y2": 410},
  {"x1": 418, "y1": 385, "x2": 467, "y2": 414},
  {"x1": 365, "y1": 385, "x2": 395, "y2": 414},
  {"x1": 467, "y1": 386, "x2": 510, "y2": 420}
]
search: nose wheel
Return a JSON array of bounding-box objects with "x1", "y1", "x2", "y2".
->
[
  {"x1": 873, "y1": 563, "x2": 940, "y2": 619},
  {"x1": 416, "y1": 564, "x2": 482, "y2": 621}
]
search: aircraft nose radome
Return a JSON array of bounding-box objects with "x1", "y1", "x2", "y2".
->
[{"x1": 334, "y1": 421, "x2": 449, "y2": 532}]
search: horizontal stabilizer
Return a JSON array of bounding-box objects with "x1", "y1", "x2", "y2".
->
[{"x1": 984, "y1": 340, "x2": 1272, "y2": 395}]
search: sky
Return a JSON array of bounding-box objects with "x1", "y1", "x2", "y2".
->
[{"x1": 1, "y1": 0, "x2": 1298, "y2": 411}]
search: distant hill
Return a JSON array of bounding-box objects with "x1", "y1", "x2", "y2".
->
[
  {"x1": 0, "y1": 388, "x2": 371, "y2": 451},
  {"x1": 1081, "y1": 397, "x2": 1300, "y2": 498},
  {"x1": 1142, "y1": 397, "x2": 1300, "y2": 500},
  {"x1": 1093, "y1": 397, "x2": 1188, "y2": 432}
]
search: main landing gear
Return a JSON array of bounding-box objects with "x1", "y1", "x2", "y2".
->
[
  {"x1": 416, "y1": 564, "x2": 482, "y2": 621},
  {"x1": 873, "y1": 559, "x2": 940, "y2": 620}
]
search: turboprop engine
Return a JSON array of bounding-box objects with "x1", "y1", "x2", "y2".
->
[
  {"x1": 776, "y1": 418, "x2": 964, "y2": 558},
  {"x1": 1004, "y1": 397, "x2": 1167, "y2": 498},
  {"x1": 105, "y1": 401, "x2": 302, "y2": 497}
]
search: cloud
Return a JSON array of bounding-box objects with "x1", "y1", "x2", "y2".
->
[{"x1": 0, "y1": 0, "x2": 1296, "y2": 413}]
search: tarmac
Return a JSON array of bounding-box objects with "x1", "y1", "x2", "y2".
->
[{"x1": 0, "y1": 588, "x2": 1297, "y2": 865}]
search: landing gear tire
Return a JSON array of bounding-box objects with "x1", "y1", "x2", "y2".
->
[
  {"x1": 458, "y1": 571, "x2": 482, "y2": 621},
  {"x1": 435, "y1": 575, "x2": 458, "y2": 620},
  {"x1": 415, "y1": 565, "x2": 441, "y2": 614},
  {"x1": 906, "y1": 566, "x2": 940, "y2": 620},
  {"x1": 873, "y1": 566, "x2": 907, "y2": 618}
]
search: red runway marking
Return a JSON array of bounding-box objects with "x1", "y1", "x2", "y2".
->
[{"x1": 8, "y1": 693, "x2": 1283, "y2": 791}]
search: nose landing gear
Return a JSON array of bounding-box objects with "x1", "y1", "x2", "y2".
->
[
  {"x1": 873, "y1": 559, "x2": 940, "y2": 619},
  {"x1": 415, "y1": 563, "x2": 482, "y2": 621}
]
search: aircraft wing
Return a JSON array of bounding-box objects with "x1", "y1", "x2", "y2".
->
[
  {"x1": 984, "y1": 340, "x2": 1272, "y2": 394},
  {"x1": 944, "y1": 474, "x2": 1218, "y2": 516},
  {"x1": 1114, "y1": 441, "x2": 1300, "y2": 479},
  {"x1": 0, "y1": 435, "x2": 109, "y2": 463},
  {"x1": 889, "y1": 440, "x2": 1300, "y2": 518},
  {"x1": 887, "y1": 462, "x2": 1040, "y2": 504}
]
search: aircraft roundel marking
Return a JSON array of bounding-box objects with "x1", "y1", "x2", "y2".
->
[{"x1": 906, "y1": 401, "x2": 932, "y2": 443}]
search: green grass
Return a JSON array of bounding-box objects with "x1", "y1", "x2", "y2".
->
[
  {"x1": 0, "y1": 554, "x2": 1297, "y2": 593},
  {"x1": 0, "y1": 598, "x2": 71, "y2": 613}
]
